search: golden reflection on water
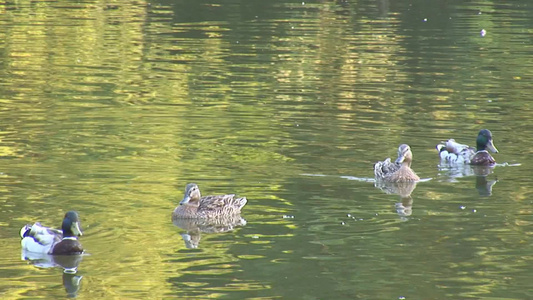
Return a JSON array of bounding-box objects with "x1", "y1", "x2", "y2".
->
[{"x1": 0, "y1": 0, "x2": 532, "y2": 299}]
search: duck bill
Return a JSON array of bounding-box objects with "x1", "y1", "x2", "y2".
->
[
  {"x1": 486, "y1": 140, "x2": 498, "y2": 153},
  {"x1": 395, "y1": 155, "x2": 405, "y2": 164},
  {"x1": 71, "y1": 222, "x2": 83, "y2": 237},
  {"x1": 180, "y1": 195, "x2": 190, "y2": 205}
]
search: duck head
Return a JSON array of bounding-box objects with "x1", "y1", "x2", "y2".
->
[
  {"x1": 62, "y1": 211, "x2": 82, "y2": 237},
  {"x1": 180, "y1": 183, "x2": 201, "y2": 206},
  {"x1": 394, "y1": 144, "x2": 414, "y2": 167},
  {"x1": 477, "y1": 129, "x2": 498, "y2": 153}
]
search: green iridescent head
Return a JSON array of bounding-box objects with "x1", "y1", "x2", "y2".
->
[{"x1": 476, "y1": 129, "x2": 498, "y2": 153}]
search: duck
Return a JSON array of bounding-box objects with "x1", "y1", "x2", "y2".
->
[
  {"x1": 374, "y1": 144, "x2": 420, "y2": 182},
  {"x1": 172, "y1": 183, "x2": 247, "y2": 219},
  {"x1": 436, "y1": 129, "x2": 498, "y2": 166},
  {"x1": 20, "y1": 211, "x2": 83, "y2": 255}
]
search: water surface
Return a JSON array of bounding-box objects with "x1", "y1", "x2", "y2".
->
[{"x1": 0, "y1": 0, "x2": 532, "y2": 299}]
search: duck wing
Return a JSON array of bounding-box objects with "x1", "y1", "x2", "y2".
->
[
  {"x1": 445, "y1": 139, "x2": 471, "y2": 154},
  {"x1": 437, "y1": 139, "x2": 475, "y2": 164},
  {"x1": 27, "y1": 223, "x2": 62, "y2": 245},
  {"x1": 20, "y1": 223, "x2": 63, "y2": 254},
  {"x1": 374, "y1": 158, "x2": 400, "y2": 179},
  {"x1": 198, "y1": 194, "x2": 247, "y2": 215}
]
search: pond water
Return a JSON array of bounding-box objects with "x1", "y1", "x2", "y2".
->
[{"x1": 0, "y1": 0, "x2": 532, "y2": 299}]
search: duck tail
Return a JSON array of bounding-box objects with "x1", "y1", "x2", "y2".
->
[
  {"x1": 235, "y1": 197, "x2": 247, "y2": 211},
  {"x1": 374, "y1": 161, "x2": 384, "y2": 178},
  {"x1": 374, "y1": 158, "x2": 396, "y2": 179},
  {"x1": 20, "y1": 224, "x2": 32, "y2": 239}
]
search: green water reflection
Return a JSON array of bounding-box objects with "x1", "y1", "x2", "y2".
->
[{"x1": 0, "y1": 0, "x2": 531, "y2": 299}]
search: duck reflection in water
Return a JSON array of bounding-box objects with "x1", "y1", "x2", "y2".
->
[
  {"x1": 438, "y1": 164, "x2": 498, "y2": 196},
  {"x1": 172, "y1": 217, "x2": 247, "y2": 248},
  {"x1": 374, "y1": 181, "x2": 417, "y2": 219},
  {"x1": 21, "y1": 251, "x2": 84, "y2": 298},
  {"x1": 471, "y1": 165, "x2": 498, "y2": 197}
]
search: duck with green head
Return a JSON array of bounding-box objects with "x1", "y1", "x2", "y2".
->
[
  {"x1": 173, "y1": 183, "x2": 247, "y2": 219},
  {"x1": 20, "y1": 211, "x2": 84, "y2": 255},
  {"x1": 374, "y1": 144, "x2": 420, "y2": 182},
  {"x1": 436, "y1": 129, "x2": 498, "y2": 166}
]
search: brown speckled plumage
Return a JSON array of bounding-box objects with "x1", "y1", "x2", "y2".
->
[
  {"x1": 470, "y1": 150, "x2": 497, "y2": 166},
  {"x1": 173, "y1": 183, "x2": 247, "y2": 219},
  {"x1": 374, "y1": 144, "x2": 420, "y2": 183}
]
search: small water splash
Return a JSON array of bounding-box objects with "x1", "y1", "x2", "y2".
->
[
  {"x1": 496, "y1": 162, "x2": 521, "y2": 167},
  {"x1": 300, "y1": 173, "x2": 375, "y2": 182},
  {"x1": 340, "y1": 176, "x2": 375, "y2": 182},
  {"x1": 300, "y1": 173, "x2": 328, "y2": 177}
]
